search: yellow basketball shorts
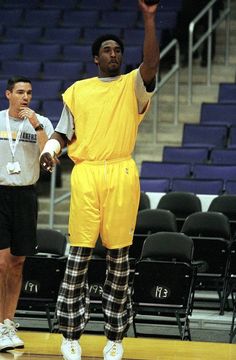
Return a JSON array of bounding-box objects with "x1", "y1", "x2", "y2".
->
[{"x1": 68, "y1": 157, "x2": 140, "y2": 249}]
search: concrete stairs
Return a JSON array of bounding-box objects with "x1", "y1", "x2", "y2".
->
[{"x1": 37, "y1": 0, "x2": 236, "y2": 233}]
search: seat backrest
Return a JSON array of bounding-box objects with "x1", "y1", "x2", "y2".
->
[
  {"x1": 138, "y1": 192, "x2": 151, "y2": 211},
  {"x1": 218, "y1": 83, "x2": 236, "y2": 103},
  {"x1": 135, "y1": 209, "x2": 177, "y2": 234},
  {"x1": 228, "y1": 126, "x2": 236, "y2": 148},
  {"x1": 140, "y1": 161, "x2": 191, "y2": 179},
  {"x1": 141, "y1": 232, "x2": 194, "y2": 262},
  {"x1": 43, "y1": 27, "x2": 81, "y2": 44},
  {"x1": 171, "y1": 178, "x2": 224, "y2": 195},
  {"x1": 62, "y1": 10, "x2": 99, "y2": 27},
  {"x1": 23, "y1": 9, "x2": 61, "y2": 27},
  {"x1": 181, "y1": 211, "x2": 231, "y2": 240},
  {"x1": 210, "y1": 148, "x2": 236, "y2": 165},
  {"x1": 1, "y1": 60, "x2": 42, "y2": 78},
  {"x1": 208, "y1": 194, "x2": 236, "y2": 220},
  {"x1": 99, "y1": 10, "x2": 138, "y2": 28},
  {"x1": 22, "y1": 43, "x2": 61, "y2": 61},
  {"x1": 31, "y1": 79, "x2": 62, "y2": 100},
  {"x1": 192, "y1": 164, "x2": 236, "y2": 183},
  {"x1": 62, "y1": 45, "x2": 92, "y2": 62},
  {"x1": 0, "y1": 43, "x2": 21, "y2": 60},
  {"x1": 163, "y1": 146, "x2": 209, "y2": 165},
  {"x1": 36, "y1": 228, "x2": 67, "y2": 256},
  {"x1": 225, "y1": 180, "x2": 236, "y2": 194},
  {"x1": 157, "y1": 191, "x2": 202, "y2": 218},
  {"x1": 43, "y1": 61, "x2": 83, "y2": 80},
  {"x1": 4, "y1": 26, "x2": 43, "y2": 43},
  {"x1": 140, "y1": 178, "x2": 170, "y2": 193},
  {"x1": 200, "y1": 103, "x2": 236, "y2": 126},
  {"x1": 182, "y1": 124, "x2": 228, "y2": 148}
]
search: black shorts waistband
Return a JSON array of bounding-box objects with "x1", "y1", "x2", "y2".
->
[{"x1": 0, "y1": 185, "x2": 35, "y2": 190}]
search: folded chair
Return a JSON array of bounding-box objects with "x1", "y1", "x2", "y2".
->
[
  {"x1": 132, "y1": 232, "x2": 195, "y2": 340},
  {"x1": 181, "y1": 211, "x2": 231, "y2": 314},
  {"x1": 17, "y1": 229, "x2": 67, "y2": 332}
]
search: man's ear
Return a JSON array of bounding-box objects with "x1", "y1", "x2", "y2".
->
[
  {"x1": 94, "y1": 55, "x2": 99, "y2": 65},
  {"x1": 5, "y1": 90, "x2": 11, "y2": 100}
]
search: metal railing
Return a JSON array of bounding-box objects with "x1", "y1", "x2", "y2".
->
[
  {"x1": 47, "y1": 39, "x2": 180, "y2": 228},
  {"x1": 188, "y1": 0, "x2": 231, "y2": 104}
]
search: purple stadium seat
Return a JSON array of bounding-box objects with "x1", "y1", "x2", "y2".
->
[
  {"x1": 79, "y1": 0, "x2": 115, "y2": 10},
  {"x1": 41, "y1": 100, "x2": 63, "y2": 127},
  {"x1": 62, "y1": 45, "x2": 91, "y2": 62},
  {"x1": 31, "y1": 80, "x2": 63, "y2": 100},
  {"x1": 43, "y1": 28, "x2": 81, "y2": 44},
  {"x1": 0, "y1": 9, "x2": 23, "y2": 25},
  {"x1": 43, "y1": 61, "x2": 84, "y2": 80},
  {"x1": 163, "y1": 146, "x2": 209, "y2": 166},
  {"x1": 225, "y1": 180, "x2": 236, "y2": 195},
  {"x1": 83, "y1": 62, "x2": 98, "y2": 78},
  {"x1": 1, "y1": 0, "x2": 40, "y2": 7},
  {"x1": 229, "y1": 126, "x2": 236, "y2": 148},
  {"x1": 172, "y1": 178, "x2": 224, "y2": 195},
  {"x1": 62, "y1": 10, "x2": 99, "y2": 27},
  {"x1": 182, "y1": 124, "x2": 228, "y2": 149},
  {"x1": 99, "y1": 11, "x2": 138, "y2": 29},
  {"x1": 4, "y1": 27, "x2": 43, "y2": 43},
  {"x1": 210, "y1": 148, "x2": 236, "y2": 165},
  {"x1": 22, "y1": 44, "x2": 61, "y2": 61},
  {"x1": 140, "y1": 161, "x2": 191, "y2": 179},
  {"x1": 140, "y1": 178, "x2": 170, "y2": 193},
  {"x1": 82, "y1": 27, "x2": 122, "y2": 44},
  {"x1": 218, "y1": 83, "x2": 236, "y2": 103},
  {"x1": 1, "y1": 60, "x2": 42, "y2": 79},
  {"x1": 123, "y1": 46, "x2": 142, "y2": 67},
  {"x1": 192, "y1": 164, "x2": 236, "y2": 188},
  {"x1": 137, "y1": 10, "x2": 177, "y2": 30},
  {"x1": 0, "y1": 98, "x2": 40, "y2": 112},
  {"x1": 200, "y1": 103, "x2": 236, "y2": 126},
  {"x1": 42, "y1": 0, "x2": 77, "y2": 8},
  {"x1": 23, "y1": 9, "x2": 61, "y2": 27},
  {"x1": 0, "y1": 43, "x2": 21, "y2": 60}
]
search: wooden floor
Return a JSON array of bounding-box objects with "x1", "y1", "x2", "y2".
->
[{"x1": 0, "y1": 332, "x2": 236, "y2": 360}]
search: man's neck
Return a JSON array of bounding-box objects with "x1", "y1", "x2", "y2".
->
[{"x1": 8, "y1": 108, "x2": 20, "y2": 119}]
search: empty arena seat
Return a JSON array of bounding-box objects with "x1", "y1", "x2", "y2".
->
[
  {"x1": 31, "y1": 80, "x2": 63, "y2": 100},
  {"x1": 200, "y1": 103, "x2": 236, "y2": 126},
  {"x1": 192, "y1": 164, "x2": 236, "y2": 189},
  {"x1": 182, "y1": 124, "x2": 228, "y2": 149},
  {"x1": 43, "y1": 61, "x2": 83, "y2": 80},
  {"x1": 23, "y1": 9, "x2": 61, "y2": 27},
  {"x1": 140, "y1": 161, "x2": 191, "y2": 179},
  {"x1": 140, "y1": 178, "x2": 170, "y2": 193},
  {"x1": 4, "y1": 27, "x2": 43, "y2": 44},
  {"x1": 210, "y1": 148, "x2": 236, "y2": 165},
  {"x1": 99, "y1": 11, "x2": 138, "y2": 28},
  {"x1": 163, "y1": 146, "x2": 209, "y2": 167},
  {"x1": 218, "y1": 83, "x2": 236, "y2": 103},
  {"x1": 0, "y1": 43, "x2": 21, "y2": 60},
  {"x1": 172, "y1": 178, "x2": 224, "y2": 195},
  {"x1": 43, "y1": 28, "x2": 81, "y2": 44},
  {"x1": 22, "y1": 44, "x2": 61, "y2": 61},
  {"x1": 62, "y1": 10, "x2": 99, "y2": 27},
  {"x1": 1, "y1": 60, "x2": 42, "y2": 79}
]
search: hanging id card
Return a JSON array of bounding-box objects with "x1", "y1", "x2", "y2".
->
[{"x1": 6, "y1": 161, "x2": 21, "y2": 174}]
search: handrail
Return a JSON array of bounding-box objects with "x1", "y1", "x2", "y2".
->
[
  {"x1": 151, "y1": 38, "x2": 180, "y2": 144},
  {"x1": 188, "y1": 0, "x2": 231, "y2": 104},
  {"x1": 47, "y1": 39, "x2": 180, "y2": 228}
]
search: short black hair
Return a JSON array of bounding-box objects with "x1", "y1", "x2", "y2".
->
[
  {"x1": 92, "y1": 34, "x2": 124, "y2": 57},
  {"x1": 6, "y1": 76, "x2": 32, "y2": 91}
]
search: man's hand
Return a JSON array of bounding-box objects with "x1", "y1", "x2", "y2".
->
[{"x1": 40, "y1": 152, "x2": 56, "y2": 173}]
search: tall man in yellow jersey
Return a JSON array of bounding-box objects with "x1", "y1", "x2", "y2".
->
[{"x1": 40, "y1": 1, "x2": 160, "y2": 359}]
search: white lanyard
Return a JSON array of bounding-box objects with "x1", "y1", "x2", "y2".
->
[{"x1": 6, "y1": 109, "x2": 25, "y2": 161}]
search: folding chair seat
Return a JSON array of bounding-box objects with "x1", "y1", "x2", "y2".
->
[
  {"x1": 208, "y1": 194, "x2": 236, "y2": 238},
  {"x1": 218, "y1": 83, "x2": 236, "y2": 104},
  {"x1": 41, "y1": 100, "x2": 63, "y2": 126},
  {"x1": 163, "y1": 146, "x2": 209, "y2": 168},
  {"x1": 62, "y1": 45, "x2": 91, "y2": 62},
  {"x1": 123, "y1": 45, "x2": 142, "y2": 68},
  {"x1": 0, "y1": 9, "x2": 23, "y2": 25},
  {"x1": 135, "y1": 208, "x2": 177, "y2": 235},
  {"x1": 132, "y1": 231, "x2": 195, "y2": 340},
  {"x1": 0, "y1": 43, "x2": 21, "y2": 60},
  {"x1": 140, "y1": 161, "x2": 191, "y2": 180},
  {"x1": 227, "y1": 241, "x2": 236, "y2": 342},
  {"x1": 43, "y1": 61, "x2": 83, "y2": 80},
  {"x1": 82, "y1": 27, "x2": 122, "y2": 44},
  {"x1": 4, "y1": 27, "x2": 43, "y2": 44},
  {"x1": 181, "y1": 211, "x2": 231, "y2": 314},
  {"x1": 228, "y1": 126, "x2": 236, "y2": 149},
  {"x1": 225, "y1": 180, "x2": 236, "y2": 195},
  {"x1": 200, "y1": 103, "x2": 236, "y2": 127},
  {"x1": 43, "y1": 28, "x2": 81, "y2": 44},
  {"x1": 140, "y1": 177, "x2": 170, "y2": 193},
  {"x1": 42, "y1": 0, "x2": 77, "y2": 9},
  {"x1": 210, "y1": 148, "x2": 236, "y2": 165},
  {"x1": 157, "y1": 191, "x2": 202, "y2": 231},
  {"x1": 1, "y1": 60, "x2": 42, "y2": 79},
  {"x1": 172, "y1": 178, "x2": 224, "y2": 195},
  {"x1": 79, "y1": 0, "x2": 115, "y2": 10},
  {"x1": 17, "y1": 229, "x2": 67, "y2": 332},
  {"x1": 31, "y1": 80, "x2": 62, "y2": 100},
  {"x1": 22, "y1": 44, "x2": 61, "y2": 61},
  {"x1": 192, "y1": 164, "x2": 236, "y2": 189},
  {"x1": 62, "y1": 10, "x2": 99, "y2": 27},
  {"x1": 138, "y1": 192, "x2": 151, "y2": 211},
  {"x1": 99, "y1": 11, "x2": 138, "y2": 29},
  {"x1": 23, "y1": 9, "x2": 61, "y2": 27},
  {"x1": 182, "y1": 124, "x2": 228, "y2": 149}
]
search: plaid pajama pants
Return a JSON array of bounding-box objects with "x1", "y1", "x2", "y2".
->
[{"x1": 56, "y1": 245, "x2": 133, "y2": 341}]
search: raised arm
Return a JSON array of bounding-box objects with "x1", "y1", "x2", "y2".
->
[{"x1": 139, "y1": 0, "x2": 160, "y2": 87}]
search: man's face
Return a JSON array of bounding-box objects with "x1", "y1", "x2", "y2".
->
[
  {"x1": 94, "y1": 40, "x2": 123, "y2": 77},
  {"x1": 6, "y1": 82, "x2": 32, "y2": 112}
]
